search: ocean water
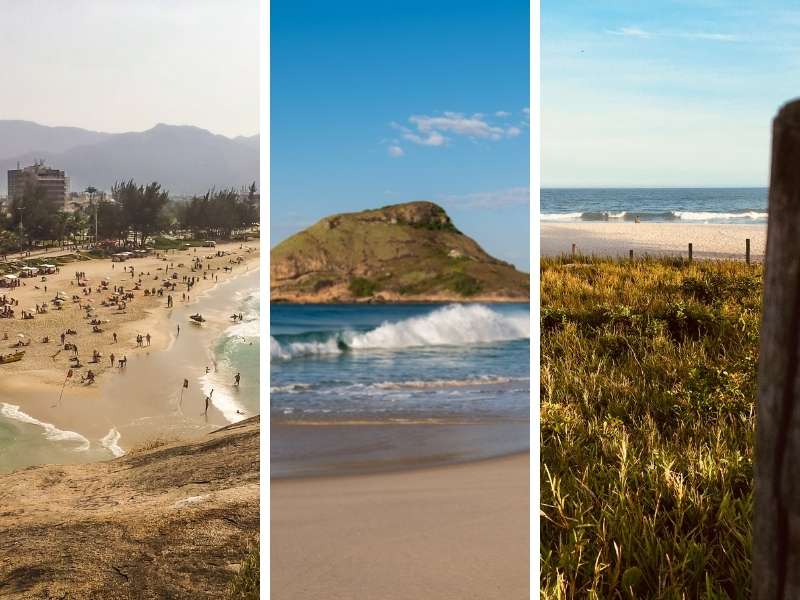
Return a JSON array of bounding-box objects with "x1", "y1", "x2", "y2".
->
[
  {"x1": 541, "y1": 188, "x2": 768, "y2": 224},
  {"x1": 270, "y1": 303, "x2": 530, "y2": 423},
  {"x1": 0, "y1": 403, "x2": 116, "y2": 472},
  {"x1": 201, "y1": 285, "x2": 260, "y2": 421}
]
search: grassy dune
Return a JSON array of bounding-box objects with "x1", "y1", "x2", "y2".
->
[{"x1": 541, "y1": 256, "x2": 761, "y2": 599}]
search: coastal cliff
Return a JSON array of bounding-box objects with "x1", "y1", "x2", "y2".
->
[
  {"x1": 270, "y1": 201, "x2": 529, "y2": 303},
  {"x1": 0, "y1": 418, "x2": 259, "y2": 599}
]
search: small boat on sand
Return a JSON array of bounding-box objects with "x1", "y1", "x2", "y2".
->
[{"x1": 0, "y1": 351, "x2": 25, "y2": 364}]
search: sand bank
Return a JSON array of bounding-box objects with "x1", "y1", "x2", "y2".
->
[
  {"x1": 0, "y1": 239, "x2": 259, "y2": 463},
  {"x1": 271, "y1": 452, "x2": 529, "y2": 600},
  {"x1": 542, "y1": 222, "x2": 767, "y2": 260}
]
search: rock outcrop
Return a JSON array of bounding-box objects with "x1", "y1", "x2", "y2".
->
[{"x1": 271, "y1": 202, "x2": 529, "y2": 303}]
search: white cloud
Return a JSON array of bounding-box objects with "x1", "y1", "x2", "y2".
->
[
  {"x1": 496, "y1": 110, "x2": 511, "y2": 117},
  {"x1": 440, "y1": 187, "x2": 530, "y2": 208},
  {"x1": 606, "y1": 26, "x2": 738, "y2": 42},
  {"x1": 387, "y1": 145, "x2": 404, "y2": 157},
  {"x1": 391, "y1": 111, "x2": 524, "y2": 150},
  {"x1": 607, "y1": 26, "x2": 651, "y2": 38}
]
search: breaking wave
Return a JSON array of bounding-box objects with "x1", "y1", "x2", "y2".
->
[
  {"x1": 270, "y1": 304, "x2": 530, "y2": 360},
  {"x1": 0, "y1": 403, "x2": 90, "y2": 451},
  {"x1": 541, "y1": 210, "x2": 767, "y2": 223}
]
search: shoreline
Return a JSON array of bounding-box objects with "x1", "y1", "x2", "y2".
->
[
  {"x1": 271, "y1": 451, "x2": 529, "y2": 599},
  {"x1": 271, "y1": 420, "x2": 529, "y2": 479},
  {"x1": 542, "y1": 222, "x2": 767, "y2": 260},
  {"x1": 0, "y1": 240, "x2": 260, "y2": 470}
]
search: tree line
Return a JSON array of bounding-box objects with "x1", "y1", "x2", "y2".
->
[{"x1": 0, "y1": 180, "x2": 259, "y2": 253}]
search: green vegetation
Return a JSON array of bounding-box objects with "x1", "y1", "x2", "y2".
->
[
  {"x1": 541, "y1": 256, "x2": 760, "y2": 599},
  {"x1": 349, "y1": 277, "x2": 379, "y2": 297},
  {"x1": 1, "y1": 180, "x2": 258, "y2": 253},
  {"x1": 271, "y1": 201, "x2": 528, "y2": 300},
  {"x1": 449, "y1": 272, "x2": 482, "y2": 296},
  {"x1": 228, "y1": 541, "x2": 259, "y2": 599}
]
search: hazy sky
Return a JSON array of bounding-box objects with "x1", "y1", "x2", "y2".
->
[
  {"x1": 543, "y1": 1, "x2": 800, "y2": 187},
  {"x1": 1, "y1": 0, "x2": 258, "y2": 138},
  {"x1": 271, "y1": 0, "x2": 530, "y2": 270}
]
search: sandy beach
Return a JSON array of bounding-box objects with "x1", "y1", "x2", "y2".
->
[
  {"x1": 271, "y1": 452, "x2": 529, "y2": 600},
  {"x1": 542, "y1": 222, "x2": 767, "y2": 260},
  {"x1": 0, "y1": 239, "x2": 259, "y2": 465}
]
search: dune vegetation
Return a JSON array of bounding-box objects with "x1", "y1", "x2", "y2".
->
[{"x1": 541, "y1": 256, "x2": 761, "y2": 598}]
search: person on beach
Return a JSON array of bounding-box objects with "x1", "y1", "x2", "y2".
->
[
  {"x1": 234, "y1": 372, "x2": 241, "y2": 387},
  {"x1": 113, "y1": 332, "x2": 117, "y2": 343},
  {"x1": 177, "y1": 324, "x2": 180, "y2": 336},
  {"x1": 146, "y1": 333, "x2": 151, "y2": 346},
  {"x1": 204, "y1": 395, "x2": 210, "y2": 414},
  {"x1": 110, "y1": 353, "x2": 115, "y2": 367}
]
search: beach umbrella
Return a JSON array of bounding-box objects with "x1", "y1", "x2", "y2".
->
[{"x1": 17, "y1": 334, "x2": 24, "y2": 338}]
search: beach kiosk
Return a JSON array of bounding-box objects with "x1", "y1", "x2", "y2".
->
[
  {"x1": 112, "y1": 253, "x2": 128, "y2": 262},
  {"x1": 40, "y1": 264, "x2": 57, "y2": 274},
  {"x1": 19, "y1": 266, "x2": 38, "y2": 278},
  {"x1": 2, "y1": 274, "x2": 18, "y2": 288}
]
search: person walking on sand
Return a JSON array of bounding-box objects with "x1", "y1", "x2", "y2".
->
[
  {"x1": 234, "y1": 372, "x2": 240, "y2": 387},
  {"x1": 146, "y1": 333, "x2": 151, "y2": 346},
  {"x1": 110, "y1": 353, "x2": 115, "y2": 367},
  {"x1": 204, "y1": 395, "x2": 210, "y2": 414},
  {"x1": 113, "y1": 332, "x2": 117, "y2": 343},
  {"x1": 177, "y1": 324, "x2": 180, "y2": 336}
]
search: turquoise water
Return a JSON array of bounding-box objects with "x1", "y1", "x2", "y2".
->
[{"x1": 201, "y1": 285, "x2": 260, "y2": 420}]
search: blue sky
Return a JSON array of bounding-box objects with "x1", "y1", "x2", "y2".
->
[
  {"x1": 543, "y1": 1, "x2": 800, "y2": 187},
  {"x1": 271, "y1": 0, "x2": 530, "y2": 270}
]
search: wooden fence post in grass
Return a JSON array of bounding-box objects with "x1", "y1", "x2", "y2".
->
[
  {"x1": 747, "y1": 238, "x2": 751, "y2": 265},
  {"x1": 571, "y1": 243, "x2": 576, "y2": 258},
  {"x1": 629, "y1": 249, "x2": 634, "y2": 260},
  {"x1": 688, "y1": 243, "x2": 693, "y2": 262},
  {"x1": 754, "y1": 99, "x2": 800, "y2": 599}
]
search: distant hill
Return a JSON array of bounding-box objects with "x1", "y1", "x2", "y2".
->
[
  {"x1": 0, "y1": 121, "x2": 259, "y2": 195},
  {"x1": 271, "y1": 201, "x2": 529, "y2": 303}
]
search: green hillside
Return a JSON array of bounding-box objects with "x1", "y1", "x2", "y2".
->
[{"x1": 270, "y1": 201, "x2": 529, "y2": 302}]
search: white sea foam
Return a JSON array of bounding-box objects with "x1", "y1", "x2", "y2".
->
[
  {"x1": 270, "y1": 304, "x2": 530, "y2": 360},
  {"x1": 540, "y1": 212, "x2": 583, "y2": 221},
  {"x1": 100, "y1": 427, "x2": 125, "y2": 457},
  {"x1": 373, "y1": 375, "x2": 529, "y2": 389},
  {"x1": 673, "y1": 210, "x2": 767, "y2": 221},
  {"x1": 0, "y1": 403, "x2": 90, "y2": 451},
  {"x1": 200, "y1": 371, "x2": 248, "y2": 424},
  {"x1": 270, "y1": 383, "x2": 313, "y2": 393},
  {"x1": 270, "y1": 336, "x2": 342, "y2": 360},
  {"x1": 346, "y1": 304, "x2": 529, "y2": 349}
]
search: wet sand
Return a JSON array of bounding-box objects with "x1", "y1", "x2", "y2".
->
[
  {"x1": 0, "y1": 240, "x2": 259, "y2": 463},
  {"x1": 271, "y1": 452, "x2": 530, "y2": 600},
  {"x1": 272, "y1": 421, "x2": 529, "y2": 478},
  {"x1": 542, "y1": 222, "x2": 766, "y2": 260}
]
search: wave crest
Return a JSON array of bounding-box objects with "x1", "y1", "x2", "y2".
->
[{"x1": 271, "y1": 304, "x2": 530, "y2": 360}]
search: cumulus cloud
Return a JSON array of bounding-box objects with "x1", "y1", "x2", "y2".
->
[{"x1": 390, "y1": 111, "x2": 524, "y2": 151}]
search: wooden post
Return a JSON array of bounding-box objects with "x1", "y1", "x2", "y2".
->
[
  {"x1": 629, "y1": 249, "x2": 634, "y2": 260},
  {"x1": 688, "y1": 243, "x2": 693, "y2": 263},
  {"x1": 571, "y1": 243, "x2": 576, "y2": 258},
  {"x1": 754, "y1": 99, "x2": 800, "y2": 599},
  {"x1": 747, "y1": 238, "x2": 751, "y2": 265}
]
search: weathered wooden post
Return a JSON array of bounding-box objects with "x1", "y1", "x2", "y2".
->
[
  {"x1": 688, "y1": 243, "x2": 693, "y2": 263},
  {"x1": 629, "y1": 249, "x2": 634, "y2": 260},
  {"x1": 747, "y1": 238, "x2": 751, "y2": 265},
  {"x1": 755, "y1": 99, "x2": 800, "y2": 599},
  {"x1": 571, "y1": 243, "x2": 576, "y2": 257}
]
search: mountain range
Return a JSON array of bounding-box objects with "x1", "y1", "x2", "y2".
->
[{"x1": 0, "y1": 120, "x2": 259, "y2": 196}]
